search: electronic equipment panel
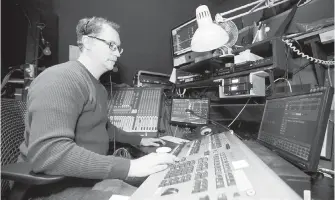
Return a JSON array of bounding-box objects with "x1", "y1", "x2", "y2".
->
[
  {"x1": 169, "y1": 132, "x2": 231, "y2": 158},
  {"x1": 258, "y1": 87, "x2": 334, "y2": 172},
  {"x1": 130, "y1": 132, "x2": 302, "y2": 200},
  {"x1": 108, "y1": 87, "x2": 163, "y2": 137},
  {"x1": 170, "y1": 98, "x2": 209, "y2": 126},
  {"x1": 218, "y1": 72, "x2": 266, "y2": 98},
  {"x1": 134, "y1": 70, "x2": 171, "y2": 87}
]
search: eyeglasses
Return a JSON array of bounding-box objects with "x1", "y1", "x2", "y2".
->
[{"x1": 86, "y1": 35, "x2": 123, "y2": 54}]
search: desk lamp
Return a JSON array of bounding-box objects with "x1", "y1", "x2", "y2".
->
[
  {"x1": 170, "y1": 1, "x2": 292, "y2": 83},
  {"x1": 191, "y1": 5, "x2": 229, "y2": 52},
  {"x1": 169, "y1": 5, "x2": 229, "y2": 84},
  {"x1": 191, "y1": 0, "x2": 293, "y2": 53}
]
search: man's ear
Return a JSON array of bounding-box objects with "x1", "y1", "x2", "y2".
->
[{"x1": 81, "y1": 35, "x2": 92, "y2": 50}]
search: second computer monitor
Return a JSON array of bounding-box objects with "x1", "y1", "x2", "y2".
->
[
  {"x1": 170, "y1": 98, "x2": 209, "y2": 126},
  {"x1": 171, "y1": 18, "x2": 197, "y2": 57}
]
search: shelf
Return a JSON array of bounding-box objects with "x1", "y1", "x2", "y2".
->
[
  {"x1": 8, "y1": 79, "x2": 24, "y2": 84},
  {"x1": 232, "y1": 37, "x2": 275, "y2": 55},
  {"x1": 175, "y1": 59, "x2": 211, "y2": 73},
  {"x1": 285, "y1": 25, "x2": 334, "y2": 42},
  {"x1": 211, "y1": 104, "x2": 265, "y2": 107},
  {"x1": 175, "y1": 65, "x2": 280, "y2": 88},
  {"x1": 176, "y1": 57, "x2": 234, "y2": 75},
  {"x1": 176, "y1": 78, "x2": 218, "y2": 88}
]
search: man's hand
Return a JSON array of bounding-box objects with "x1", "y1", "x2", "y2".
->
[
  {"x1": 127, "y1": 153, "x2": 179, "y2": 177},
  {"x1": 140, "y1": 138, "x2": 166, "y2": 147}
]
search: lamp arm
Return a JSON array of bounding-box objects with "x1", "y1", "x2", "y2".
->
[
  {"x1": 248, "y1": 0, "x2": 267, "y2": 14},
  {"x1": 218, "y1": 45, "x2": 230, "y2": 55},
  {"x1": 218, "y1": 0, "x2": 291, "y2": 22},
  {"x1": 219, "y1": 0, "x2": 264, "y2": 17}
]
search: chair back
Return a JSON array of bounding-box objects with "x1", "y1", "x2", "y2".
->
[{"x1": 1, "y1": 98, "x2": 27, "y2": 198}]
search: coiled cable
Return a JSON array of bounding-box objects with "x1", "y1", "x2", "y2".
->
[{"x1": 282, "y1": 38, "x2": 335, "y2": 66}]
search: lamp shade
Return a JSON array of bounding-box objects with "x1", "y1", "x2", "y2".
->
[
  {"x1": 169, "y1": 68, "x2": 177, "y2": 83},
  {"x1": 191, "y1": 5, "x2": 229, "y2": 52}
]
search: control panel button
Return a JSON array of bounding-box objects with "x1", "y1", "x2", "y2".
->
[
  {"x1": 246, "y1": 189, "x2": 256, "y2": 196},
  {"x1": 217, "y1": 194, "x2": 227, "y2": 200},
  {"x1": 199, "y1": 195, "x2": 210, "y2": 200}
]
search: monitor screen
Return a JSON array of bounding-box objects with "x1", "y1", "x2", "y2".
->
[
  {"x1": 171, "y1": 18, "x2": 197, "y2": 56},
  {"x1": 258, "y1": 88, "x2": 334, "y2": 171},
  {"x1": 170, "y1": 98, "x2": 209, "y2": 125}
]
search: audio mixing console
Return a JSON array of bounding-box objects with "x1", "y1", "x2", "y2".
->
[
  {"x1": 130, "y1": 131, "x2": 302, "y2": 200},
  {"x1": 108, "y1": 87, "x2": 163, "y2": 136}
]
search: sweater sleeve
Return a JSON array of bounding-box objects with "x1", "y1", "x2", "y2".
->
[
  {"x1": 107, "y1": 120, "x2": 142, "y2": 145},
  {"x1": 26, "y1": 70, "x2": 130, "y2": 180}
]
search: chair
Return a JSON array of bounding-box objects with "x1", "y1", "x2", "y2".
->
[{"x1": 1, "y1": 98, "x2": 64, "y2": 200}]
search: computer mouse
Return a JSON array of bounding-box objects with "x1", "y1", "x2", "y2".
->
[
  {"x1": 156, "y1": 147, "x2": 172, "y2": 153},
  {"x1": 161, "y1": 188, "x2": 179, "y2": 196}
]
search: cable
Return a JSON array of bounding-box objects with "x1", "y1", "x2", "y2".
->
[
  {"x1": 113, "y1": 147, "x2": 132, "y2": 159},
  {"x1": 163, "y1": 101, "x2": 174, "y2": 135},
  {"x1": 15, "y1": 2, "x2": 31, "y2": 28},
  {"x1": 282, "y1": 39, "x2": 335, "y2": 66},
  {"x1": 297, "y1": 0, "x2": 313, "y2": 7},
  {"x1": 284, "y1": 44, "x2": 290, "y2": 93},
  {"x1": 228, "y1": 98, "x2": 251, "y2": 127},
  {"x1": 177, "y1": 88, "x2": 186, "y2": 98},
  {"x1": 108, "y1": 75, "x2": 117, "y2": 153},
  {"x1": 266, "y1": 78, "x2": 293, "y2": 93},
  {"x1": 328, "y1": 66, "x2": 333, "y2": 87},
  {"x1": 318, "y1": 168, "x2": 335, "y2": 177},
  {"x1": 108, "y1": 74, "x2": 114, "y2": 109},
  {"x1": 185, "y1": 109, "x2": 245, "y2": 140},
  {"x1": 298, "y1": 73, "x2": 304, "y2": 90},
  {"x1": 1, "y1": 69, "x2": 23, "y2": 91},
  {"x1": 293, "y1": 61, "x2": 311, "y2": 75},
  {"x1": 173, "y1": 125, "x2": 179, "y2": 137},
  {"x1": 16, "y1": 3, "x2": 46, "y2": 65},
  {"x1": 29, "y1": 49, "x2": 45, "y2": 64}
]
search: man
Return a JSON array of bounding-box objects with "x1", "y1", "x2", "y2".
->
[{"x1": 18, "y1": 16, "x2": 178, "y2": 199}]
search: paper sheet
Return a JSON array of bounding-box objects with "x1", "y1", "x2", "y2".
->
[
  {"x1": 232, "y1": 160, "x2": 250, "y2": 170},
  {"x1": 159, "y1": 136, "x2": 190, "y2": 144},
  {"x1": 109, "y1": 195, "x2": 130, "y2": 200}
]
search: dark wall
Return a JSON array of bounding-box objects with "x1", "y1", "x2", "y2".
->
[
  {"x1": 1, "y1": 1, "x2": 28, "y2": 80},
  {"x1": 54, "y1": 0, "x2": 253, "y2": 85},
  {"x1": 2, "y1": 0, "x2": 58, "y2": 81}
]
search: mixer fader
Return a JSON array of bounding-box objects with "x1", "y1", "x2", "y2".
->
[{"x1": 108, "y1": 87, "x2": 163, "y2": 136}]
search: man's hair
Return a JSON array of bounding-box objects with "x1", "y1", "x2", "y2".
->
[{"x1": 76, "y1": 16, "x2": 120, "y2": 50}]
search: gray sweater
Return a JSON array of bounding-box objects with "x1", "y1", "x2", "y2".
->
[{"x1": 19, "y1": 61, "x2": 142, "y2": 180}]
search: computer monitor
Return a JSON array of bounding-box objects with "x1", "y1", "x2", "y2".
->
[
  {"x1": 257, "y1": 87, "x2": 334, "y2": 172},
  {"x1": 171, "y1": 18, "x2": 197, "y2": 57},
  {"x1": 170, "y1": 98, "x2": 209, "y2": 126}
]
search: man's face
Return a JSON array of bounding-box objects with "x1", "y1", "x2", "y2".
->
[{"x1": 88, "y1": 25, "x2": 122, "y2": 72}]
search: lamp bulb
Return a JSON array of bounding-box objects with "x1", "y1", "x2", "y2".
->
[{"x1": 43, "y1": 46, "x2": 52, "y2": 56}]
